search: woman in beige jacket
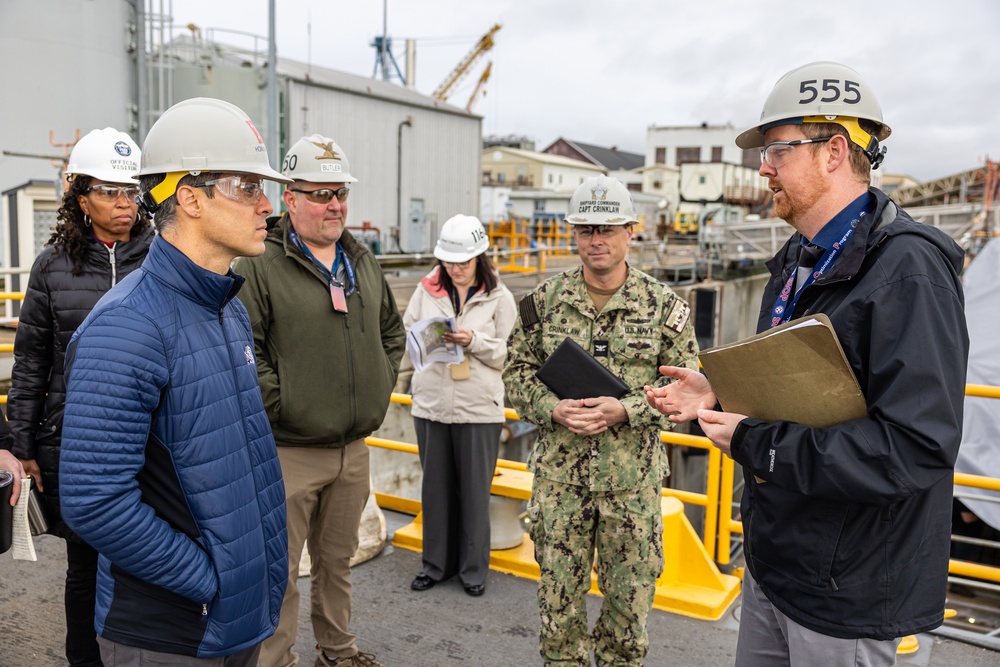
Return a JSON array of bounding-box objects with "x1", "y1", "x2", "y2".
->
[{"x1": 404, "y1": 215, "x2": 517, "y2": 597}]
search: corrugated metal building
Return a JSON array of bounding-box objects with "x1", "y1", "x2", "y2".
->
[
  {"x1": 276, "y1": 59, "x2": 481, "y2": 253},
  {"x1": 0, "y1": 3, "x2": 482, "y2": 266}
]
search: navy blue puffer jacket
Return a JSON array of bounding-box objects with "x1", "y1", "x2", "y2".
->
[{"x1": 60, "y1": 236, "x2": 288, "y2": 658}]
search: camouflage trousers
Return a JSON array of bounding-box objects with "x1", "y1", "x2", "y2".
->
[{"x1": 527, "y1": 477, "x2": 664, "y2": 666}]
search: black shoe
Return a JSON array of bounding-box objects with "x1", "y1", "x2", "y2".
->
[
  {"x1": 411, "y1": 574, "x2": 435, "y2": 591},
  {"x1": 463, "y1": 583, "x2": 485, "y2": 597}
]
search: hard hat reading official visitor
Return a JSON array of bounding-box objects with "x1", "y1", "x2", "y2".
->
[
  {"x1": 59, "y1": 98, "x2": 290, "y2": 667},
  {"x1": 646, "y1": 62, "x2": 970, "y2": 667},
  {"x1": 236, "y1": 133, "x2": 405, "y2": 667},
  {"x1": 7, "y1": 126, "x2": 152, "y2": 667},
  {"x1": 404, "y1": 214, "x2": 516, "y2": 598},
  {"x1": 504, "y1": 175, "x2": 699, "y2": 666}
]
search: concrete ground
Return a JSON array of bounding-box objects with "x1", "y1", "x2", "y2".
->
[{"x1": 2, "y1": 512, "x2": 998, "y2": 667}]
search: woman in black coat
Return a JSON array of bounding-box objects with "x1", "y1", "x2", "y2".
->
[{"x1": 6, "y1": 128, "x2": 152, "y2": 667}]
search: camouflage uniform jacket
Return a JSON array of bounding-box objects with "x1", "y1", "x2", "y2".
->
[{"x1": 504, "y1": 265, "x2": 698, "y2": 491}]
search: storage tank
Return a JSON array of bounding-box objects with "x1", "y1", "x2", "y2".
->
[{"x1": 0, "y1": 0, "x2": 135, "y2": 197}]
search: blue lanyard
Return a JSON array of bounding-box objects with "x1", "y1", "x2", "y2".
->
[
  {"x1": 770, "y1": 193, "x2": 872, "y2": 327},
  {"x1": 288, "y1": 225, "x2": 356, "y2": 296},
  {"x1": 448, "y1": 283, "x2": 480, "y2": 316}
]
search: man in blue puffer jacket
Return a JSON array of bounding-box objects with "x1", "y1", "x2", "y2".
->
[{"x1": 60, "y1": 98, "x2": 293, "y2": 666}]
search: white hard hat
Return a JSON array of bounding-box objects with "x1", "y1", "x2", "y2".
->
[
  {"x1": 434, "y1": 215, "x2": 489, "y2": 263},
  {"x1": 736, "y1": 61, "x2": 891, "y2": 167},
  {"x1": 566, "y1": 175, "x2": 637, "y2": 226},
  {"x1": 282, "y1": 134, "x2": 358, "y2": 183},
  {"x1": 139, "y1": 97, "x2": 290, "y2": 206},
  {"x1": 66, "y1": 128, "x2": 141, "y2": 183}
]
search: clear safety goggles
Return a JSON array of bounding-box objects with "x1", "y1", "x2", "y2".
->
[
  {"x1": 195, "y1": 175, "x2": 266, "y2": 205},
  {"x1": 760, "y1": 137, "x2": 832, "y2": 167},
  {"x1": 86, "y1": 184, "x2": 140, "y2": 202}
]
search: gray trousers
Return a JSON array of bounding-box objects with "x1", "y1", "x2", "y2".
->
[
  {"x1": 736, "y1": 571, "x2": 901, "y2": 667},
  {"x1": 97, "y1": 637, "x2": 261, "y2": 666},
  {"x1": 413, "y1": 417, "x2": 502, "y2": 587}
]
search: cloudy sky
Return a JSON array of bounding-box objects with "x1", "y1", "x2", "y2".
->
[{"x1": 168, "y1": 0, "x2": 1000, "y2": 182}]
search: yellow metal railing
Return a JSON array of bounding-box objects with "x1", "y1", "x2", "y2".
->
[{"x1": 375, "y1": 389, "x2": 1000, "y2": 588}]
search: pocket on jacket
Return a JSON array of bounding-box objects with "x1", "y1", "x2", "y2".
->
[{"x1": 104, "y1": 564, "x2": 209, "y2": 653}]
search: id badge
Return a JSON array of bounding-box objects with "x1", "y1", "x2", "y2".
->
[
  {"x1": 330, "y1": 283, "x2": 348, "y2": 313},
  {"x1": 449, "y1": 356, "x2": 470, "y2": 380}
]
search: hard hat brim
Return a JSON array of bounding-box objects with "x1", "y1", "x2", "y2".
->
[{"x1": 433, "y1": 246, "x2": 486, "y2": 263}]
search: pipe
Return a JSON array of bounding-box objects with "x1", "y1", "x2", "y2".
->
[{"x1": 396, "y1": 116, "x2": 412, "y2": 251}]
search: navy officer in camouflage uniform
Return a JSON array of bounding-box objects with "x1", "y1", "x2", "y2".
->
[{"x1": 504, "y1": 175, "x2": 699, "y2": 666}]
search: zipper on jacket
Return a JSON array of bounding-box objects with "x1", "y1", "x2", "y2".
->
[
  {"x1": 108, "y1": 243, "x2": 118, "y2": 287},
  {"x1": 202, "y1": 603, "x2": 208, "y2": 617},
  {"x1": 344, "y1": 314, "x2": 358, "y2": 427}
]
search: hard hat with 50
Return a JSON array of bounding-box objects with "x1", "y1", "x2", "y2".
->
[
  {"x1": 66, "y1": 128, "x2": 140, "y2": 183},
  {"x1": 736, "y1": 61, "x2": 891, "y2": 166},
  {"x1": 139, "y1": 97, "x2": 290, "y2": 206},
  {"x1": 434, "y1": 215, "x2": 489, "y2": 263},
  {"x1": 282, "y1": 134, "x2": 358, "y2": 183},
  {"x1": 566, "y1": 175, "x2": 637, "y2": 226}
]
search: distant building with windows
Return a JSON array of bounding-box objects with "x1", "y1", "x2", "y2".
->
[{"x1": 542, "y1": 138, "x2": 644, "y2": 191}]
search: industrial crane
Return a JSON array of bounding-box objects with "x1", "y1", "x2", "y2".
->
[
  {"x1": 432, "y1": 23, "x2": 500, "y2": 110},
  {"x1": 465, "y1": 62, "x2": 492, "y2": 112}
]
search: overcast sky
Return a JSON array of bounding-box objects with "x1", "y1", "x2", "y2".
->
[{"x1": 167, "y1": 0, "x2": 1000, "y2": 182}]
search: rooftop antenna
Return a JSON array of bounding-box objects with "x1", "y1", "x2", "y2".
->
[{"x1": 371, "y1": 0, "x2": 405, "y2": 84}]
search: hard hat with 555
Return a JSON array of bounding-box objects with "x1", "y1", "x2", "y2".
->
[
  {"x1": 66, "y1": 128, "x2": 140, "y2": 183},
  {"x1": 435, "y1": 214, "x2": 489, "y2": 263},
  {"x1": 736, "y1": 61, "x2": 891, "y2": 167},
  {"x1": 139, "y1": 97, "x2": 290, "y2": 206},
  {"x1": 282, "y1": 134, "x2": 358, "y2": 183},
  {"x1": 566, "y1": 175, "x2": 637, "y2": 226}
]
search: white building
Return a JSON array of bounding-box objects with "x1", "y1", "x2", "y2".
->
[
  {"x1": 645, "y1": 123, "x2": 769, "y2": 215},
  {"x1": 481, "y1": 147, "x2": 603, "y2": 194}
]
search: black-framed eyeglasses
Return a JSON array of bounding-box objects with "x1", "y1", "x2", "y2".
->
[
  {"x1": 290, "y1": 186, "x2": 350, "y2": 204},
  {"x1": 86, "y1": 184, "x2": 140, "y2": 202},
  {"x1": 442, "y1": 258, "x2": 474, "y2": 268},
  {"x1": 760, "y1": 137, "x2": 833, "y2": 167},
  {"x1": 574, "y1": 224, "x2": 627, "y2": 238}
]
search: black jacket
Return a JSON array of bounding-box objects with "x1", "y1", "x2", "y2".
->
[
  {"x1": 731, "y1": 188, "x2": 969, "y2": 640},
  {"x1": 6, "y1": 230, "x2": 152, "y2": 537}
]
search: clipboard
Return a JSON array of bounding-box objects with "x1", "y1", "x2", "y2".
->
[
  {"x1": 697, "y1": 314, "x2": 867, "y2": 428},
  {"x1": 536, "y1": 337, "x2": 629, "y2": 400}
]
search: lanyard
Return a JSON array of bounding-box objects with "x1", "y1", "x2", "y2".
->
[
  {"x1": 288, "y1": 225, "x2": 356, "y2": 296},
  {"x1": 448, "y1": 283, "x2": 480, "y2": 316},
  {"x1": 769, "y1": 194, "x2": 872, "y2": 327}
]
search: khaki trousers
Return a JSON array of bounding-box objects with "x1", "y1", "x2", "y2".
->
[{"x1": 260, "y1": 440, "x2": 371, "y2": 667}]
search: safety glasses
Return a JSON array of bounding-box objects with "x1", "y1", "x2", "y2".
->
[
  {"x1": 289, "y1": 186, "x2": 350, "y2": 204},
  {"x1": 194, "y1": 175, "x2": 266, "y2": 205},
  {"x1": 760, "y1": 137, "x2": 833, "y2": 168},
  {"x1": 86, "y1": 184, "x2": 139, "y2": 202},
  {"x1": 574, "y1": 224, "x2": 626, "y2": 239}
]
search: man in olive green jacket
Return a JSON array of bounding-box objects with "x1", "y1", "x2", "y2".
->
[{"x1": 236, "y1": 135, "x2": 404, "y2": 667}]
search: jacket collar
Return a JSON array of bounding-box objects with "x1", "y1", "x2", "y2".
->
[
  {"x1": 768, "y1": 188, "x2": 897, "y2": 283},
  {"x1": 143, "y1": 235, "x2": 244, "y2": 311},
  {"x1": 559, "y1": 264, "x2": 639, "y2": 319},
  {"x1": 269, "y1": 212, "x2": 367, "y2": 262},
  {"x1": 419, "y1": 265, "x2": 502, "y2": 303},
  {"x1": 84, "y1": 226, "x2": 154, "y2": 263}
]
